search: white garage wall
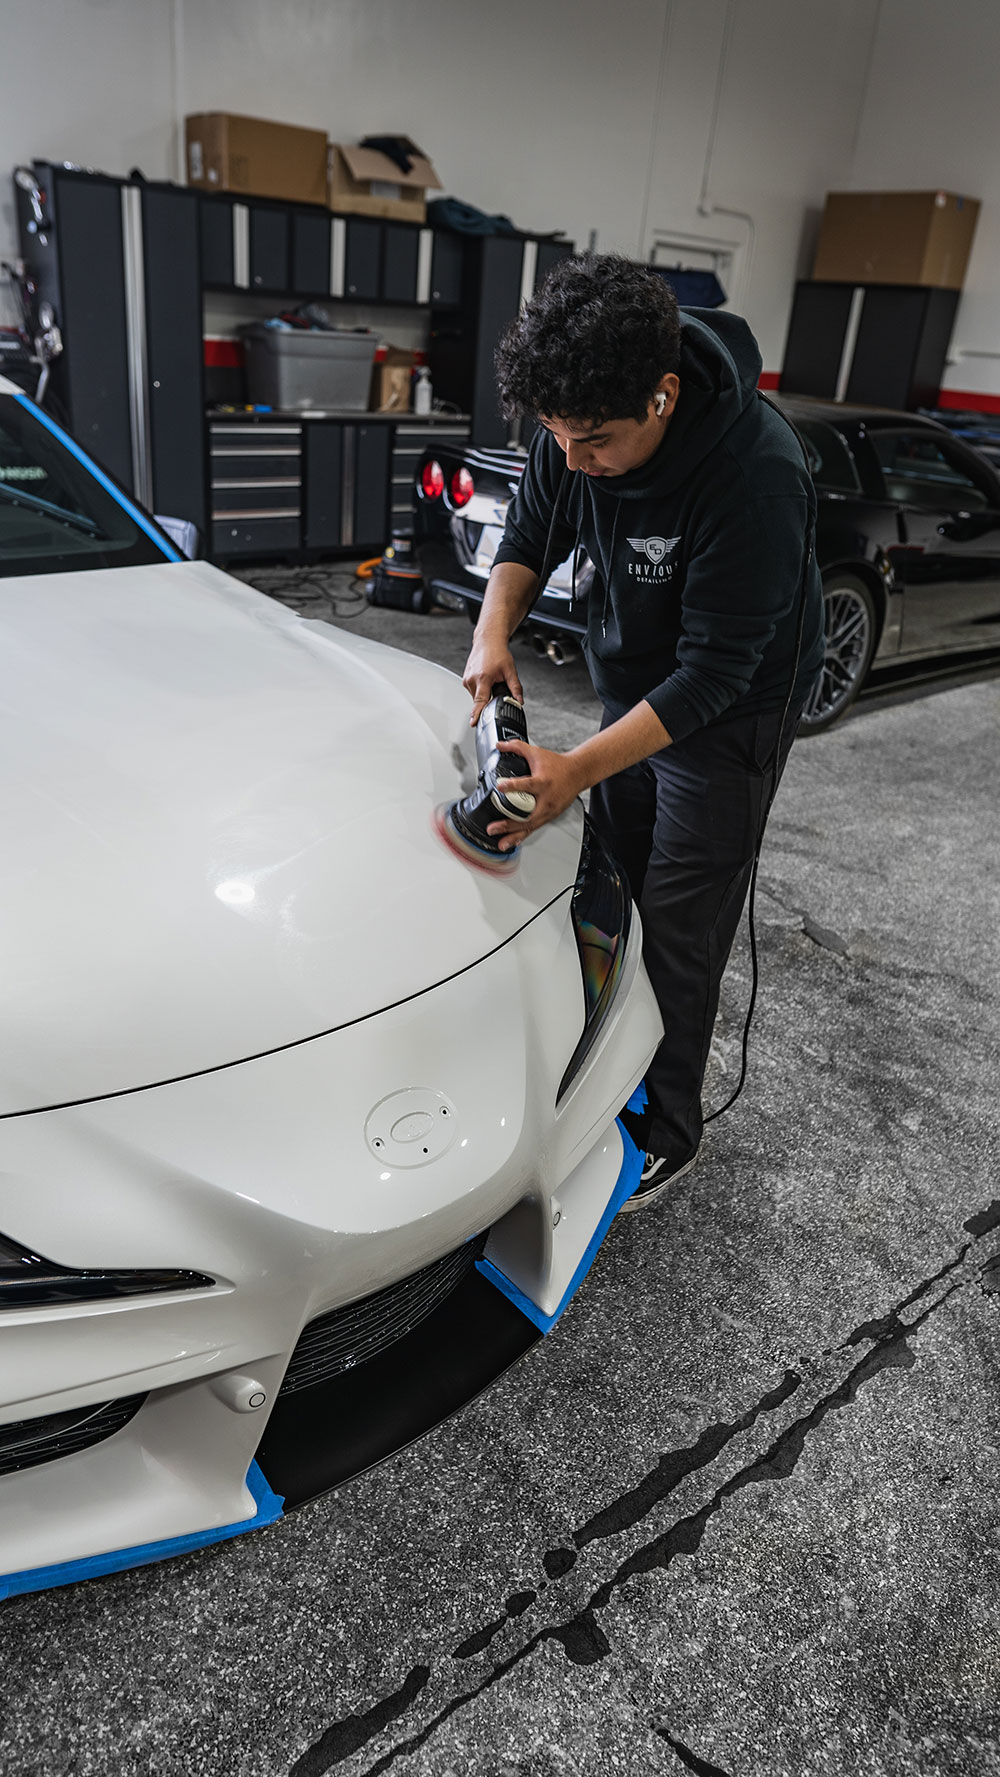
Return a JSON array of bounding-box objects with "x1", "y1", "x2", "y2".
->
[
  {"x1": 0, "y1": 0, "x2": 997, "y2": 401},
  {"x1": 847, "y1": 0, "x2": 1000, "y2": 404},
  {"x1": 0, "y1": 0, "x2": 176, "y2": 325},
  {"x1": 177, "y1": 0, "x2": 882, "y2": 372},
  {"x1": 638, "y1": 0, "x2": 881, "y2": 371}
]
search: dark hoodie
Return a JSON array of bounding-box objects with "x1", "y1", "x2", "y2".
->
[{"x1": 493, "y1": 309, "x2": 825, "y2": 742}]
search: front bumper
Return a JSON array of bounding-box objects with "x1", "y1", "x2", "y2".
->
[{"x1": 0, "y1": 894, "x2": 661, "y2": 1595}]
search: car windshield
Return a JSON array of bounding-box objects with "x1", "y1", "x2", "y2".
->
[{"x1": 0, "y1": 396, "x2": 171, "y2": 577}]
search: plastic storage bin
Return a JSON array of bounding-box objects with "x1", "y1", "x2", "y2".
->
[{"x1": 240, "y1": 326, "x2": 378, "y2": 411}]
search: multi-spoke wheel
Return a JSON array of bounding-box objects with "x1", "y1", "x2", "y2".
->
[{"x1": 799, "y1": 572, "x2": 878, "y2": 733}]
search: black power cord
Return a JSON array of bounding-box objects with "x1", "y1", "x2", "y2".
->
[
  {"x1": 242, "y1": 566, "x2": 370, "y2": 622},
  {"x1": 704, "y1": 395, "x2": 816, "y2": 1124}
]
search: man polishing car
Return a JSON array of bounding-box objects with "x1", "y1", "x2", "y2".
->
[{"x1": 463, "y1": 254, "x2": 824, "y2": 1209}]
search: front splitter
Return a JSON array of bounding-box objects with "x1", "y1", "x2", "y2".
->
[{"x1": 255, "y1": 1265, "x2": 540, "y2": 1510}]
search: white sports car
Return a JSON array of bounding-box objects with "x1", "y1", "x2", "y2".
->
[{"x1": 0, "y1": 376, "x2": 661, "y2": 1601}]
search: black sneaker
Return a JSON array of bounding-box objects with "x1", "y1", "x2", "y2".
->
[{"x1": 619, "y1": 1142, "x2": 700, "y2": 1214}]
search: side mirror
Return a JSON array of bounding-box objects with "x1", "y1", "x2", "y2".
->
[{"x1": 154, "y1": 515, "x2": 202, "y2": 560}]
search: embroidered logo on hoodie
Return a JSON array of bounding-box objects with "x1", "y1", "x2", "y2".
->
[{"x1": 627, "y1": 535, "x2": 680, "y2": 576}]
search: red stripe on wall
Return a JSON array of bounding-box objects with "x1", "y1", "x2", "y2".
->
[
  {"x1": 204, "y1": 338, "x2": 244, "y2": 368},
  {"x1": 935, "y1": 388, "x2": 1000, "y2": 415},
  {"x1": 758, "y1": 372, "x2": 781, "y2": 390}
]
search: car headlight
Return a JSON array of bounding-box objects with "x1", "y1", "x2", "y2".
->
[
  {"x1": 0, "y1": 1232, "x2": 214, "y2": 1309},
  {"x1": 557, "y1": 816, "x2": 632, "y2": 1100}
]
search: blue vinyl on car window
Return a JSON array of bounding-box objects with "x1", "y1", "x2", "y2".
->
[{"x1": 0, "y1": 394, "x2": 180, "y2": 573}]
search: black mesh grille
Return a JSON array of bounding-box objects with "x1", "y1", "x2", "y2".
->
[
  {"x1": 279, "y1": 1234, "x2": 488, "y2": 1397},
  {"x1": 0, "y1": 1393, "x2": 146, "y2": 1477}
]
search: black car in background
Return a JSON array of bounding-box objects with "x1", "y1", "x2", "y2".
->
[{"x1": 414, "y1": 399, "x2": 1000, "y2": 731}]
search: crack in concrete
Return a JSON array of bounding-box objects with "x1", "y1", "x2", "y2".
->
[
  {"x1": 290, "y1": 1667, "x2": 430, "y2": 1777},
  {"x1": 839, "y1": 1246, "x2": 971, "y2": 1348},
  {"x1": 294, "y1": 1200, "x2": 1000, "y2": 1777},
  {"x1": 756, "y1": 878, "x2": 851, "y2": 957},
  {"x1": 566, "y1": 1369, "x2": 802, "y2": 1562},
  {"x1": 964, "y1": 1199, "x2": 1000, "y2": 1239},
  {"x1": 453, "y1": 1590, "x2": 536, "y2": 1660},
  {"x1": 801, "y1": 913, "x2": 851, "y2": 956},
  {"x1": 654, "y1": 1726, "x2": 735, "y2": 1775}
]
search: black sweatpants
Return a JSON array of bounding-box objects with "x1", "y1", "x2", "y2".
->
[{"x1": 589, "y1": 703, "x2": 801, "y2": 1159}]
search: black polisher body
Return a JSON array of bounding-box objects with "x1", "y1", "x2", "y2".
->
[{"x1": 440, "y1": 685, "x2": 536, "y2": 869}]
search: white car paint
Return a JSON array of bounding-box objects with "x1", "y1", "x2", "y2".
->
[
  {"x1": 0, "y1": 560, "x2": 590, "y2": 1112},
  {"x1": 452, "y1": 489, "x2": 581, "y2": 593}
]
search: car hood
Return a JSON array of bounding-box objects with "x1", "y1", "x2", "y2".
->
[{"x1": 0, "y1": 562, "x2": 582, "y2": 1115}]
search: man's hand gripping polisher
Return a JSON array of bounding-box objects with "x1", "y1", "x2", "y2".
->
[{"x1": 436, "y1": 685, "x2": 536, "y2": 873}]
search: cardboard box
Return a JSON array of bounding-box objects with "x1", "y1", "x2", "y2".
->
[
  {"x1": 812, "y1": 190, "x2": 980, "y2": 290},
  {"x1": 329, "y1": 139, "x2": 441, "y2": 223},
  {"x1": 186, "y1": 113, "x2": 328, "y2": 207},
  {"x1": 370, "y1": 346, "x2": 415, "y2": 412}
]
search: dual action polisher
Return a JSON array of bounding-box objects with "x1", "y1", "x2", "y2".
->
[{"x1": 436, "y1": 684, "x2": 536, "y2": 873}]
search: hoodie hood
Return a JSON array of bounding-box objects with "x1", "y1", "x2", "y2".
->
[{"x1": 597, "y1": 308, "x2": 764, "y2": 501}]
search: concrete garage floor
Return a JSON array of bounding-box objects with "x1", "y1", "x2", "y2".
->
[{"x1": 2, "y1": 566, "x2": 999, "y2": 1777}]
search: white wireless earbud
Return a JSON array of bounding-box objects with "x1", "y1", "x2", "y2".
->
[{"x1": 654, "y1": 392, "x2": 667, "y2": 416}]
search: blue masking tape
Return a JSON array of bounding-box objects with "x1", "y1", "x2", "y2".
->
[
  {"x1": 0, "y1": 1460, "x2": 283, "y2": 1602},
  {"x1": 477, "y1": 1089, "x2": 646, "y2": 1336},
  {"x1": 13, "y1": 393, "x2": 182, "y2": 562},
  {"x1": 624, "y1": 1077, "x2": 648, "y2": 1115}
]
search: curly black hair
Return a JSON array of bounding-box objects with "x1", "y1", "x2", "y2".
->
[{"x1": 495, "y1": 253, "x2": 681, "y2": 424}]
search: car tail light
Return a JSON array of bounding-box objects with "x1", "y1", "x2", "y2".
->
[
  {"x1": 450, "y1": 466, "x2": 475, "y2": 508},
  {"x1": 421, "y1": 460, "x2": 445, "y2": 500}
]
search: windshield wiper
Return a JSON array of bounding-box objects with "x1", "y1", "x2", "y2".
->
[{"x1": 0, "y1": 480, "x2": 105, "y2": 538}]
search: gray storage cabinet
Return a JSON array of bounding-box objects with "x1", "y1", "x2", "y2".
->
[{"x1": 211, "y1": 415, "x2": 471, "y2": 562}]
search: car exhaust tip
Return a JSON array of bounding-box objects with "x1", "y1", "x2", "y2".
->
[{"x1": 547, "y1": 638, "x2": 579, "y2": 667}]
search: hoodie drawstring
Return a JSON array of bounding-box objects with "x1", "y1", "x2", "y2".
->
[{"x1": 600, "y1": 500, "x2": 620, "y2": 640}]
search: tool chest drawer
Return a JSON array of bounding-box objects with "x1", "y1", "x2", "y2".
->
[
  {"x1": 209, "y1": 448, "x2": 302, "y2": 480},
  {"x1": 210, "y1": 482, "x2": 301, "y2": 514},
  {"x1": 212, "y1": 516, "x2": 302, "y2": 557},
  {"x1": 209, "y1": 421, "x2": 303, "y2": 558}
]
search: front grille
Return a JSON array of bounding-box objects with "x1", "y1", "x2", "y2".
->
[
  {"x1": 0, "y1": 1394, "x2": 146, "y2": 1478},
  {"x1": 278, "y1": 1234, "x2": 487, "y2": 1397}
]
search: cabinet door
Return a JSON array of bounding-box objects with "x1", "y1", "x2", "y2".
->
[
  {"x1": 200, "y1": 197, "x2": 235, "y2": 287},
  {"x1": 249, "y1": 206, "x2": 290, "y2": 291},
  {"x1": 291, "y1": 211, "x2": 332, "y2": 296},
  {"x1": 354, "y1": 424, "x2": 390, "y2": 546},
  {"x1": 344, "y1": 219, "x2": 382, "y2": 300},
  {"x1": 780, "y1": 282, "x2": 857, "y2": 399},
  {"x1": 430, "y1": 231, "x2": 464, "y2": 306},
  {"x1": 382, "y1": 224, "x2": 419, "y2": 304},
  {"x1": 473, "y1": 237, "x2": 524, "y2": 447},
  {"x1": 142, "y1": 186, "x2": 206, "y2": 530},
  {"x1": 304, "y1": 423, "x2": 344, "y2": 548},
  {"x1": 534, "y1": 241, "x2": 574, "y2": 289},
  {"x1": 55, "y1": 173, "x2": 134, "y2": 489},
  {"x1": 846, "y1": 287, "x2": 959, "y2": 410}
]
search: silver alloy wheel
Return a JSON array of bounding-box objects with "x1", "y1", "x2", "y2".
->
[{"x1": 800, "y1": 576, "x2": 877, "y2": 731}]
